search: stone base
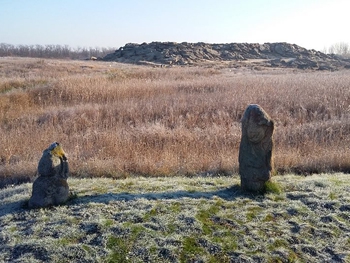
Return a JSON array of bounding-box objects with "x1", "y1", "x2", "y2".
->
[
  {"x1": 28, "y1": 176, "x2": 69, "y2": 208},
  {"x1": 240, "y1": 177, "x2": 271, "y2": 193}
]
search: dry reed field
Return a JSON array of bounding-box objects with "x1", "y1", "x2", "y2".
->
[
  {"x1": 1, "y1": 57, "x2": 350, "y2": 263},
  {"x1": 0, "y1": 57, "x2": 350, "y2": 186}
]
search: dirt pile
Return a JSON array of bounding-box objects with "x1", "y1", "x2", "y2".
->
[{"x1": 102, "y1": 42, "x2": 350, "y2": 70}]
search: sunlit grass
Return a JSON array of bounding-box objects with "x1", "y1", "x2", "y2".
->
[
  {"x1": 1, "y1": 58, "x2": 350, "y2": 186},
  {"x1": 3, "y1": 173, "x2": 350, "y2": 262}
]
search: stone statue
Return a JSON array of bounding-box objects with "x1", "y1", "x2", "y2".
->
[
  {"x1": 28, "y1": 142, "x2": 70, "y2": 208},
  {"x1": 239, "y1": 104, "x2": 274, "y2": 192}
]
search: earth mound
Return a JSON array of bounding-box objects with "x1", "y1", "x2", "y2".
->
[{"x1": 102, "y1": 42, "x2": 350, "y2": 70}]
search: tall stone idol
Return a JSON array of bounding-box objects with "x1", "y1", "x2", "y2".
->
[
  {"x1": 29, "y1": 142, "x2": 70, "y2": 208},
  {"x1": 239, "y1": 104, "x2": 274, "y2": 192}
]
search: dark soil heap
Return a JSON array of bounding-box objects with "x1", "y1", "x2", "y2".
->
[{"x1": 102, "y1": 42, "x2": 350, "y2": 70}]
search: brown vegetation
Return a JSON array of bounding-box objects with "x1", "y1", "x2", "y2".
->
[{"x1": 0, "y1": 57, "x2": 349, "y2": 186}]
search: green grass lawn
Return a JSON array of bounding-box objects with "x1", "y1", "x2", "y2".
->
[{"x1": 1, "y1": 173, "x2": 350, "y2": 262}]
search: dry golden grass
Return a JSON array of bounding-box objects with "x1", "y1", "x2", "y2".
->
[{"x1": 0, "y1": 57, "x2": 350, "y2": 186}]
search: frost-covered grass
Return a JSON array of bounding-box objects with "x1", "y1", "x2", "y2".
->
[{"x1": 1, "y1": 173, "x2": 350, "y2": 262}]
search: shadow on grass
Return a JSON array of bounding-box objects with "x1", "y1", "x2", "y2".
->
[
  {"x1": 0, "y1": 184, "x2": 31, "y2": 217},
  {"x1": 0, "y1": 200, "x2": 29, "y2": 217},
  {"x1": 69, "y1": 184, "x2": 260, "y2": 206},
  {"x1": 0, "y1": 184, "x2": 262, "y2": 217}
]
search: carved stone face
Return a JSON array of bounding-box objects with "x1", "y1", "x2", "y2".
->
[
  {"x1": 247, "y1": 117, "x2": 265, "y2": 143},
  {"x1": 38, "y1": 142, "x2": 68, "y2": 177},
  {"x1": 49, "y1": 142, "x2": 67, "y2": 160},
  {"x1": 245, "y1": 105, "x2": 273, "y2": 144}
]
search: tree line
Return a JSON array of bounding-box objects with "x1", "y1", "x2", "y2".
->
[
  {"x1": 323, "y1": 42, "x2": 350, "y2": 58},
  {"x1": 1, "y1": 42, "x2": 349, "y2": 60},
  {"x1": 0, "y1": 43, "x2": 116, "y2": 59}
]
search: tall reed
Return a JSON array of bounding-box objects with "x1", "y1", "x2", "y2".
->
[{"x1": 1, "y1": 57, "x2": 349, "y2": 186}]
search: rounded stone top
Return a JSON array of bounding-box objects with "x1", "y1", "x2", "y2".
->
[
  {"x1": 38, "y1": 142, "x2": 68, "y2": 177},
  {"x1": 49, "y1": 142, "x2": 67, "y2": 160}
]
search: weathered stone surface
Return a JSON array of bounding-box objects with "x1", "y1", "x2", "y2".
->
[
  {"x1": 102, "y1": 42, "x2": 350, "y2": 70},
  {"x1": 239, "y1": 104, "x2": 274, "y2": 192},
  {"x1": 28, "y1": 176, "x2": 69, "y2": 208},
  {"x1": 29, "y1": 142, "x2": 69, "y2": 208}
]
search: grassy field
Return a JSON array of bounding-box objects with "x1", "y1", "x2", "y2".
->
[
  {"x1": 1, "y1": 173, "x2": 350, "y2": 262},
  {"x1": 0, "y1": 57, "x2": 350, "y2": 186},
  {"x1": 1, "y1": 58, "x2": 350, "y2": 262}
]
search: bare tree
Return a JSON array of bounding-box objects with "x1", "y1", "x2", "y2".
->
[
  {"x1": 324, "y1": 42, "x2": 350, "y2": 58},
  {"x1": 0, "y1": 43, "x2": 116, "y2": 59}
]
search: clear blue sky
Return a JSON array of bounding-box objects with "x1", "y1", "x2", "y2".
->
[{"x1": 1, "y1": 0, "x2": 349, "y2": 51}]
